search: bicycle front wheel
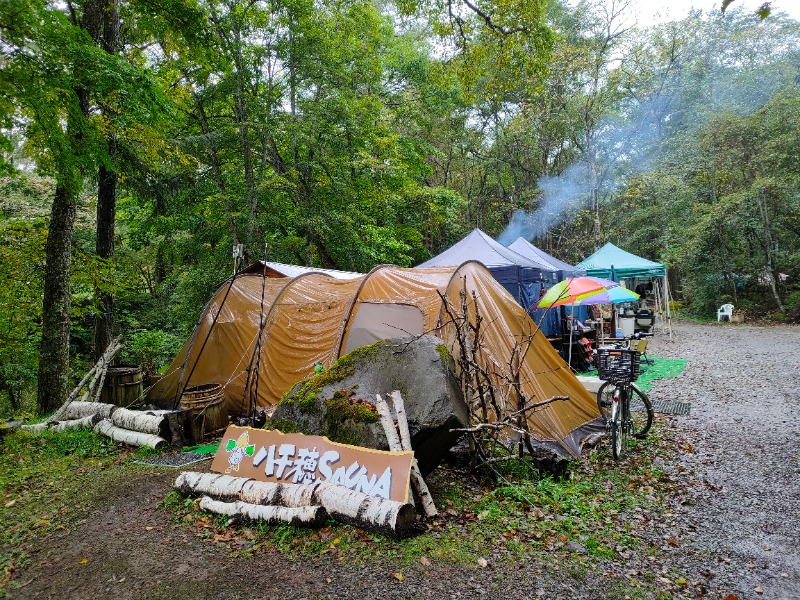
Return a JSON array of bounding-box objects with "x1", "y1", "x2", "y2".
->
[
  {"x1": 611, "y1": 399, "x2": 623, "y2": 460},
  {"x1": 628, "y1": 383, "x2": 654, "y2": 439},
  {"x1": 596, "y1": 381, "x2": 613, "y2": 422}
]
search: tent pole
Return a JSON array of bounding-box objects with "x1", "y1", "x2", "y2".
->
[{"x1": 664, "y1": 273, "x2": 673, "y2": 340}]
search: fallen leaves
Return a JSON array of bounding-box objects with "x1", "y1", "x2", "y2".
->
[{"x1": 391, "y1": 572, "x2": 405, "y2": 582}]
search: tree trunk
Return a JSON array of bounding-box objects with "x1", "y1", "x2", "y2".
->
[
  {"x1": 109, "y1": 407, "x2": 165, "y2": 436},
  {"x1": 22, "y1": 414, "x2": 100, "y2": 433},
  {"x1": 93, "y1": 0, "x2": 120, "y2": 361},
  {"x1": 94, "y1": 145, "x2": 117, "y2": 361},
  {"x1": 64, "y1": 401, "x2": 117, "y2": 420},
  {"x1": 37, "y1": 185, "x2": 78, "y2": 414}
]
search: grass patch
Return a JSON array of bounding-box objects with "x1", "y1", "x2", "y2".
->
[
  {"x1": 160, "y1": 422, "x2": 673, "y2": 597},
  {"x1": 2, "y1": 414, "x2": 677, "y2": 599},
  {"x1": 0, "y1": 428, "x2": 122, "y2": 595}
]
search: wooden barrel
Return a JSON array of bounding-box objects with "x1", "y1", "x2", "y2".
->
[
  {"x1": 101, "y1": 365, "x2": 144, "y2": 407},
  {"x1": 179, "y1": 384, "x2": 227, "y2": 442}
]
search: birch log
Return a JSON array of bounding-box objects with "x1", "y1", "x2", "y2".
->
[
  {"x1": 45, "y1": 338, "x2": 122, "y2": 423},
  {"x1": 63, "y1": 401, "x2": 117, "y2": 421},
  {"x1": 47, "y1": 365, "x2": 97, "y2": 423},
  {"x1": 174, "y1": 472, "x2": 417, "y2": 536},
  {"x1": 374, "y1": 393, "x2": 414, "y2": 507},
  {"x1": 374, "y1": 394, "x2": 403, "y2": 451},
  {"x1": 109, "y1": 408, "x2": 165, "y2": 436},
  {"x1": 174, "y1": 472, "x2": 252, "y2": 498},
  {"x1": 312, "y1": 481, "x2": 417, "y2": 535},
  {"x1": 47, "y1": 336, "x2": 122, "y2": 424},
  {"x1": 198, "y1": 496, "x2": 327, "y2": 526},
  {"x1": 94, "y1": 419, "x2": 167, "y2": 449},
  {"x1": 388, "y1": 391, "x2": 438, "y2": 518},
  {"x1": 21, "y1": 414, "x2": 99, "y2": 433}
]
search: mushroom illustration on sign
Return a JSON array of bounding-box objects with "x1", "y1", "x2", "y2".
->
[{"x1": 224, "y1": 431, "x2": 256, "y2": 473}]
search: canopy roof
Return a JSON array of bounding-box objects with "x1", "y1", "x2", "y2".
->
[
  {"x1": 577, "y1": 242, "x2": 666, "y2": 279},
  {"x1": 148, "y1": 261, "x2": 600, "y2": 458},
  {"x1": 507, "y1": 238, "x2": 585, "y2": 277},
  {"x1": 418, "y1": 229, "x2": 553, "y2": 271}
]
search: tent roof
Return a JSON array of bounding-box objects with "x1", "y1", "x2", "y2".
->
[
  {"x1": 576, "y1": 242, "x2": 666, "y2": 279},
  {"x1": 418, "y1": 229, "x2": 554, "y2": 271},
  {"x1": 507, "y1": 238, "x2": 585, "y2": 276},
  {"x1": 242, "y1": 261, "x2": 363, "y2": 280}
]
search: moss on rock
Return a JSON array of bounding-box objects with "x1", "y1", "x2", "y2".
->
[
  {"x1": 436, "y1": 343, "x2": 452, "y2": 364},
  {"x1": 266, "y1": 418, "x2": 298, "y2": 434}
]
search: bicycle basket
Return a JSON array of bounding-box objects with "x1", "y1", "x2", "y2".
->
[{"x1": 596, "y1": 348, "x2": 641, "y2": 382}]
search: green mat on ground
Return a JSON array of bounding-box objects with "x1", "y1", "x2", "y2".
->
[
  {"x1": 183, "y1": 442, "x2": 220, "y2": 455},
  {"x1": 634, "y1": 356, "x2": 687, "y2": 391}
]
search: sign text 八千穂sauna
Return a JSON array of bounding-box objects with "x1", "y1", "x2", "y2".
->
[{"x1": 211, "y1": 426, "x2": 413, "y2": 503}]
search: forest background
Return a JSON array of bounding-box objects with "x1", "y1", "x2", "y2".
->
[{"x1": 1, "y1": 0, "x2": 799, "y2": 416}]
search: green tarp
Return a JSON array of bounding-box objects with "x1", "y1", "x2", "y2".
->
[{"x1": 577, "y1": 242, "x2": 666, "y2": 279}]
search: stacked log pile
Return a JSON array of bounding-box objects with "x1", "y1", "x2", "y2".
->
[
  {"x1": 20, "y1": 338, "x2": 173, "y2": 448},
  {"x1": 174, "y1": 472, "x2": 418, "y2": 536},
  {"x1": 23, "y1": 400, "x2": 172, "y2": 449}
]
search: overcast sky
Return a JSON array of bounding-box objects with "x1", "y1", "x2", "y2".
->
[{"x1": 634, "y1": 0, "x2": 800, "y2": 25}]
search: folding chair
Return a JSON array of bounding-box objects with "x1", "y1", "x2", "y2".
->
[{"x1": 629, "y1": 338, "x2": 654, "y2": 366}]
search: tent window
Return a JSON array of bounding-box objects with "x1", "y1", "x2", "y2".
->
[{"x1": 343, "y1": 303, "x2": 424, "y2": 354}]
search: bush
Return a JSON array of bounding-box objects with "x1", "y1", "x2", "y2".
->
[{"x1": 121, "y1": 329, "x2": 183, "y2": 374}]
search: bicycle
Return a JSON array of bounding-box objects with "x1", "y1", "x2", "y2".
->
[{"x1": 595, "y1": 347, "x2": 654, "y2": 460}]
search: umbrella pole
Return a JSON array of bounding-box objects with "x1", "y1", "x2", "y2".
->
[
  {"x1": 600, "y1": 306, "x2": 605, "y2": 345},
  {"x1": 568, "y1": 302, "x2": 575, "y2": 370}
]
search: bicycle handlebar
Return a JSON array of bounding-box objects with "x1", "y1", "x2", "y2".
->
[{"x1": 630, "y1": 331, "x2": 654, "y2": 339}]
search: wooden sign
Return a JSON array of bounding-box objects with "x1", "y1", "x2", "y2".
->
[{"x1": 211, "y1": 426, "x2": 413, "y2": 503}]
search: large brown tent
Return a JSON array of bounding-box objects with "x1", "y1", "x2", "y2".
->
[{"x1": 148, "y1": 261, "x2": 601, "y2": 457}]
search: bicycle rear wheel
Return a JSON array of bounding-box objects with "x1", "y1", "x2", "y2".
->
[{"x1": 628, "y1": 383, "x2": 654, "y2": 439}]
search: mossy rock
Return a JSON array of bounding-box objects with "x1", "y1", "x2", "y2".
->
[{"x1": 270, "y1": 336, "x2": 468, "y2": 474}]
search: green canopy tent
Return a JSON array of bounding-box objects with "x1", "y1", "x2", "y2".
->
[{"x1": 576, "y1": 243, "x2": 672, "y2": 338}]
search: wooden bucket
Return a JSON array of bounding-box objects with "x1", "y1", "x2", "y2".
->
[
  {"x1": 101, "y1": 365, "x2": 144, "y2": 407},
  {"x1": 179, "y1": 384, "x2": 227, "y2": 442}
]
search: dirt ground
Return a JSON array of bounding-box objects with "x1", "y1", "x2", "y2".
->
[{"x1": 7, "y1": 320, "x2": 800, "y2": 600}]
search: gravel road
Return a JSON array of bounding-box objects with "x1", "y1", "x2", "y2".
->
[{"x1": 645, "y1": 321, "x2": 800, "y2": 599}]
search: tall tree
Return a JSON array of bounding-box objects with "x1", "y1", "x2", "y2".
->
[
  {"x1": 94, "y1": 0, "x2": 121, "y2": 360},
  {"x1": 1, "y1": 0, "x2": 164, "y2": 412}
]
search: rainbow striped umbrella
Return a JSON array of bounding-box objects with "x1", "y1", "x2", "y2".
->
[
  {"x1": 578, "y1": 285, "x2": 639, "y2": 305},
  {"x1": 537, "y1": 276, "x2": 620, "y2": 309}
]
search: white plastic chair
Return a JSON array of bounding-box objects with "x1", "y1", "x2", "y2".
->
[{"x1": 717, "y1": 303, "x2": 734, "y2": 321}]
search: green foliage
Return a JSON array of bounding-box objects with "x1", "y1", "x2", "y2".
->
[{"x1": 121, "y1": 329, "x2": 184, "y2": 374}]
